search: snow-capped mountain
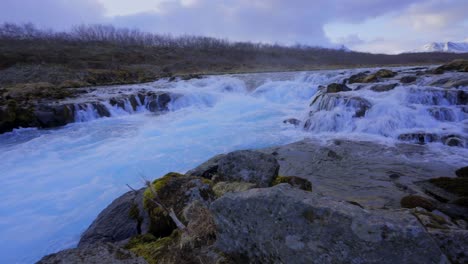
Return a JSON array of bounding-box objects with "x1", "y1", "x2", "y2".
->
[{"x1": 418, "y1": 41, "x2": 468, "y2": 53}]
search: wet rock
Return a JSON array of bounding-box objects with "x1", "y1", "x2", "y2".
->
[
  {"x1": 0, "y1": 101, "x2": 38, "y2": 133},
  {"x1": 283, "y1": 118, "x2": 301, "y2": 126},
  {"x1": 79, "y1": 188, "x2": 150, "y2": 247},
  {"x1": 398, "y1": 132, "x2": 440, "y2": 145},
  {"x1": 455, "y1": 166, "x2": 468, "y2": 178},
  {"x1": 444, "y1": 137, "x2": 465, "y2": 147},
  {"x1": 92, "y1": 102, "x2": 111, "y2": 117},
  {"x1": 146, "y1": 92, "x2": 173, "y2": 112},
  {"x1": 347, "y1": 72, "x2": 368, "y2": 84},
  {"x1": 211, "y1": 184, "x2": 447, "y2": 264},
  {"x1": 216, "y1": 150, "x2": 280, "y2": 187},
  {"x1": 325, "y1": 83, "x2": 351, "y2": 93},
  {"x1": 309, "y1": 93, "x2": 371, "y2": 118},
  {"x1": 370, "y1": 83, "x2": 398, "y2": 92},
  {"x1": 428, "y1": 107, "x2": 457, "y2": 122},
  {"x1": 37, "y1": 243, "x2": 147, "y2": 264},
  {"x1": 434, "y1": 59, "x2": 468, "y2": 74},
  {"x1": 430, "y1": 77, "x2": 468, "y2": 88},
  {"x1": 400, "y1": 76, "x2": 417, "y2": 84}
]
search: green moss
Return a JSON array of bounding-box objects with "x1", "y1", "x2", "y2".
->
[
  {"x1": 272, "y1": 176, "x2": 312, "y2": 192},
  {"x1": 143, "y1": 172, "x2": 185, "y2": 209},
  {"x1": 125, "y1": 231, "x2": 180, "y2": 264},
  {"x1": 429, "y1": 177, "x2": 468, "y2": 197}
]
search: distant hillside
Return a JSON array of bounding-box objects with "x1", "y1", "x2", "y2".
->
[
  {"x1": 1, "y1": 23, "x2": 468, "y2": 91},
  {"x1": 416, "y1": 41, "x2": 468, "y2": 53}
]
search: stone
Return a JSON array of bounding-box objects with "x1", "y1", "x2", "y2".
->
[
  {"x1": 186, "y1": 154, "x2": 225, "y2": 179},
  {"x1": 79, "y1": 188, "x2": 150, "y2": 247},
  {"x1": 216, "y1": 150, "x2": 280, "y2": 187},
  {"x1": 370, "y1": 83, "x2": 398, "y2": 92},
  {"x1": 429, "y1": 229, "x2": 468, "y2": 264},
  {"x1": 211, "y1": 184, "x2": 447, "y2": 264},
  {"x1": 283, "y1": 118, "x2": 301, "y2": 126},
  {"x1": 212, "y1": 181, "x2": 257, "y2": 197},
  {"x1": 272, "y1": 176, "x2": 312, "y2": 191},
  {"x1": 400, "y1": 76, "x2": 417, "y2": 84},
  {"x1": 434, "y1": 59, "x2": 468, "y2": 73},
  {"x1": 347, "y1": 72, "x2": 368, "y2": 84},
  {"x1": 325, "y1": 83, "x2": 351, "y2": 93},
  {"x1": 37, "y1": 243, "x2": 148, "y2": 264}
]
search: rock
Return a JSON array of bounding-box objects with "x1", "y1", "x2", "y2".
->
[
  {"x1": 92, "y1": 102, "x2": 111, "y2": 117},
  {"x1": 374, "y1": 69, "x2": 397, "y2": 78},
  {"x1": 259, "y1": 139, "x2": 459, "y2": 209},
  {"x1": 400, "y1": 76, "x2": 417, "y2": 84},
  {"x1": 398, "y1": 132, "x2": 440, "y2": 145},
  {"x1": 211, "y1": 184, "x2": 447, "y2": 264},
  {"x1": 434, "y1": 59, "x2": 468, "y2": 73},
  {"x1": 142, "y1": 172, "x2": 214, "y2": 237},
  {"x1": 272, "y1": 176, "x2": 312, "y2": 191},
  {"x1": 79, "y1": 188, "x2": 150, "y2": 247},
  {"x1": 216, "y1": 150, "x2": 280, "y2": 187},
  {"x1": 347, "y1": 72, "x2": 368, "y2": 84},
  {"x1": 429, "y1": 177, "x2": 468, "y2": 197},
  {"x1": 37, "y1": 243, "x2": 148, "y2": 264},
  {"x1": 401, "y1": 195, "x2": 436, "y2": 211},
  {"x1": 186, "y1": 154, "x2": 225, "y2": 179},
  {"x1": 346, "y1": 96, "x2": 372, "y2": 117},
  {"x1": 370, "y1": 83, "x2": 398, "y2": 92},
  {"x1": 283, "y1": 118, "x2": 301, "y2": 126},
  {"x1": 0, "y1": 100, "x2": 38, "y2": 133},
  {"x1": 430, "y1": 77, "x2": 468, "y2": 88},
  {"x1": 444, "y1": 137, "x2": 465, "y2": 148},
  {"x1": 429, "y1": 229, "x2": 468, "y2": 264},
  {"x1": 455, "y1": 166, "x2": 468, "y2": 178},
  {"x1": 146, "y1": 92, "x2": 175, "y2": 112},
  {"x1": 325, "y1": 83, "x2": 351, "y2": 93},
  {"x1": 212, "y1": 181, "x2": 257, "y2": 197}
]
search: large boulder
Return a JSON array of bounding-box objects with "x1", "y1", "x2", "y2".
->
[
  {"x1": 37, "y1": 243, "x2": 148, "y2": 264},
  {"x1": 216, "y1": 150, "x2": 280, "y2": 187},
  {"x1": 211, "y1": 184, "x2": 447, "y2": 264},
  {"x1": 79, "y1": 188, "x2": 150, "y2": 247}
]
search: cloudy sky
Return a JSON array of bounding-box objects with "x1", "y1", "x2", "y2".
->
[{"x1": 1, "y1": 0, "x2": 467, "y2": 54}]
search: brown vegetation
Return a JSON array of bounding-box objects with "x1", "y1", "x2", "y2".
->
[{"x1": 1, "y1": 22, "x2": 468, "y2": 91}]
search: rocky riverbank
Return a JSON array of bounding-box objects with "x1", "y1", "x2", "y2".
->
[
  {"x1": 1, "y1": 59, "x2": 467, "y2": 135},
  {"x1": 38, "y1": 139, "x2": 468, "y2": 264}
]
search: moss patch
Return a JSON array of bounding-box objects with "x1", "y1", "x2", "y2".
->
[
  {"x1": 272, "y1": 176, "x2": 312, "y2": 192},
  {"x1": 429, "y1": 177, "x2": 468, "y2": 197},
  {"x1": 125, "y1": 232, "x2": 180, "y2": 264}
]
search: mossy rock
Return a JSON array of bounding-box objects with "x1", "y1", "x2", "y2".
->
[
  {"x1": 143, "y1": 172, "x2": 215, "y2": 238},
  {"x1": 400, "y1": 195, "x2": 436, "y2": 211},
  {"x1": 325, "y1": 83, "x2": 351, "y2": 93},
  {"x1": 212, "y1": 181, "x2": 257, "y2": 197},
  {"x1": 375, "y1": 69, "x2": 396, "y2": 78},
  {"x1": 434, "y1": 59, "x2": 468, "y2": 73},
  {"x1": 272, "y1": 176, "x2": 312, "y2": 192},
  {"x1": 429, "y1": 177, "x2": 468, "y2": 197}
]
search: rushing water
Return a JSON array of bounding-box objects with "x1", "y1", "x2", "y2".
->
[{"x1": 0, "y1": 68, "x2": 467, "y2": 263}]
